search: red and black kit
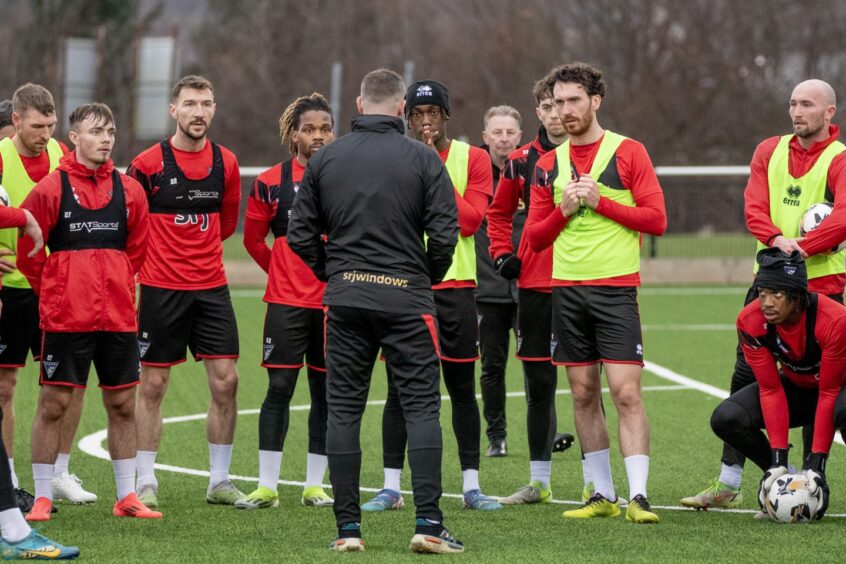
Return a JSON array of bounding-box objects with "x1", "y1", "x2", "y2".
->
[
  {"x1": 711, "y1": 294, "x2": 846, "y2": 471},
  {"x1": 487, "y1": 127, "x2": 560, "y2": 361},
  {"x1": 244, "y1": 158, "x2": 327, "y2": 371},
  {"x1": 18, "y1": 153, "x2": 148, "y2": 388},
  {"x1": 127, "y1": 138, "x2": 241, "y2": 364}
]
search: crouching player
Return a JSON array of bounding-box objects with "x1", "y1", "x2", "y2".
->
[
  {"x1": 238, "y1": 93, "x2": 335, "y2": 509},
  {"x1": 711, "y1": 248, "x2": 846, "y2": 520}
]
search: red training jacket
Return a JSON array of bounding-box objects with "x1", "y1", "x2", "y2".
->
[
  {"x1": 738, "y1": 295, "x2": 846, "y2": 454},
  {"x1": 487, "y1": 133, "x2": 557, "y2": 290},
  {"x1": 244, "y1": 159, "x2": 326, "y2": 308},
  {"x1": 17, "y1": 152, "x2": 149, "y2": 332}
]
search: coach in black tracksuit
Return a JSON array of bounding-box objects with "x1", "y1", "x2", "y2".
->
[
  {"x1": 475, "y1": 147, "x2": 520, "y2": 455},
  {"x1": 288, "y1": 69, "x2": 460, "y2": 549}
]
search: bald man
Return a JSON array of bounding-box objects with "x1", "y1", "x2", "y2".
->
[{"x1": 682, "y1": 79, "x2": 846, "y2": 511}]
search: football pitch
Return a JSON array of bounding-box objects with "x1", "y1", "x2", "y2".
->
[{"x1": 12, "y1": 285, "x2": 845, "y2": 562}]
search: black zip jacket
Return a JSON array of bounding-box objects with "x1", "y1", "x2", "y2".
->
[
  {"x1": 288, "y1": 114, "x2": 458, "y2": 314},
  {"x1": 475, "y1": 148, "x2": 518, "y2": 303}
]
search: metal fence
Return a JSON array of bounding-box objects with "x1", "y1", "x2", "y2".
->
[{"x1": 232, "y1": 165, "x2": 756, "y2": 259}]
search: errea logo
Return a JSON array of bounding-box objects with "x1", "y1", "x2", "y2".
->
[{"x1": 416, "y1": 85, "x2": 433, "y2": 97}]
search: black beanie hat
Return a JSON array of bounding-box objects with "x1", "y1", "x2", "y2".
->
[
  {"x1": 405, "y1": 80, "x2": 450, "y2": 117},
  {"x1": 755, "y1": 247, "x2": 808, "y2": 294}
]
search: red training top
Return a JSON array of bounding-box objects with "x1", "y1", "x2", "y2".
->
[
  {"x1": 433, "y1": 141, "x2": 492, "y2": 290},
  {"x1": 244, "y1": 159, "x2": 326, "y2": 308},
  {"x1": 738, "y1": 294, "x2": 846, "y2": 454},
  {"x1": 744, "y1": 125, "x2": 846, "y2": 295},
  {"x1": 126, "y1": 138, "x2": 241, "y2": 290},
  {"x1": 525, "y1": 135, "x2": 667, "y2": 286},
  {"x1": 17, "y1": 152, "x2": 149, "y2": 332},
  {"x1": 487, "y1": 134, "x2": 556, "y2": 291}
]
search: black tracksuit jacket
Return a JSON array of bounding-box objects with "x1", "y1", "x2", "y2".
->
[{"x1": 288, "y1": 114, "x2": 458, "y2": 314}]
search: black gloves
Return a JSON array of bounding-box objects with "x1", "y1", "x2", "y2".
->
[{"x1": 493, "y1": 253, "x2": 521, "y2": 280}]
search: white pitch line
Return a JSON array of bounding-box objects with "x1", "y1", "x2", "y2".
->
[
  {"x1": 643, "y1": 361, "x2": 845, "y2": 447},
  {"x1": 77, "y1": 362, "x2": 845, "y2": 515},
  {"x1": 638, "y1": 287, "x2": 747, "y2": 296},
  {"x1": 643, "y1": 361, "x2": 729, "y2": 399},
  {"x1": 642, "y1": 324, "x2": 735, "y2": 331}
]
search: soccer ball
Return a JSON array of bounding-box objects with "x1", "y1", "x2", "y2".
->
[
  {"x1": 765, "y1": 473, "x2": 819, "y2": 524},
  {"x1": 0, "y1": 185, "x2": 8, "y2": 207},
  {"x1": 799, "y1": 202, "x2": 846, "y2": 252}
]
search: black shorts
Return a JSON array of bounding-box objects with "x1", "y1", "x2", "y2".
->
[
  {"x1": 138, "y1": 284, "x2": 239, "y2": 366},
  {"x1": 434, "y1": 287, "x2": 479, "y2": 362},
  {"x1": 262, "y1": 303, "x2": 325, "y2": 371},
  {"x1": 0, "y1": 287, "x2": 41, "y2": 367},
  {"x1": 516, "y1": 289, "x2": 552, "y2": 361},
  {"x1": 551, "y1": 286, "x2": 643, "y2": 365},
  {"x1": 40, "y1": 331, "x2": 140, "y2": 389}
]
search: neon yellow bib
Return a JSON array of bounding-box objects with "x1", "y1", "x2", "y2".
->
[
  {"x1": 439, "y1": 140, "x2": 476, "y2": 283},
  {"x1": 0, "y1": 137, "x2": 62, "y2": 288},
  {"x1": 755, "y1": 135, "x2": 846, "y2": 279},
  {"x1": 551, "y1": 131, "x2": 639, "y2": 280}
]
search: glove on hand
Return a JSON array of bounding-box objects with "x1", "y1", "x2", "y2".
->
[{"x1": 494, "y1": 253, "x2": 522, "y2": 280}]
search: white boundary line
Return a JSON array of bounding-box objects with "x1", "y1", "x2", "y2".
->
[
  {"x1": 642, "y1": 324, "x2": 735, "y2": 331},
  {"x1": 77, "y1": 365, "x2": 846, "y2": 517}
]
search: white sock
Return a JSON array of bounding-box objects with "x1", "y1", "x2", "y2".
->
[
  {"x1": 581, "y1": 457, "x2": 593, "y2": 487},
  {"x1": 462, "y1": 469, "x2": 480, "y2": 494},
  {"x1": 718, "y1": 463, "x2": 743, "y2": 490},
  {"x1": 258, "y1": 450, "x2": 283, "y2": 491},
  {"x1": 384, "y1": 468, "x2": 402, "y2": 492},
  {"x1": 32, "y1": 464, "x2": 53, "y2": 501},
  {"x1": 8, "y1": 459, "x2": 18, "y2": 489},
  {"x1": 135, "y1": 450, "x2": 158, "y2": 489},
  {"x1": 112, "y1": 458, "x2": 135, "y2": 500},
  {"x1": 529, "y1": 460, "x2": 552, "y2": 489},
  {"x1": 583, "y1": 449, "x2": 615, "y2": 501},
  {"x1": 0, "y1": 508, "x2": 30, "y2": 544},
  {"x1": 305, "y1": 453, "x2": 328, "y2": 489},
  {"x1": 209, "y1": 443, "x2": 233, "y2": 487},
  {"x1": 624, "y1": 454, "x2": 649, "y2": 500},
  {"x1": 53, "y1": 453, "x2": 70, "y2": 477}
]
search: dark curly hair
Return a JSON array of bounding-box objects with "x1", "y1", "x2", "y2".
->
[
  {"x1": 278, "y1": 92, "x2": 333, "y2": 154},
  {"x1": 545, "y1": 62, "x2": 606, "y2": 99}
]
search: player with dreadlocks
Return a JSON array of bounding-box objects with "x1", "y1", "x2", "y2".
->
[{"x1": 238, "y1": 93, "x2": 336, "y2": 510}]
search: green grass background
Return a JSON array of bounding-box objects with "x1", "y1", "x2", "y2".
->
[{"x1": 9, "y1": 284, "x2": 844, "y2": 562}]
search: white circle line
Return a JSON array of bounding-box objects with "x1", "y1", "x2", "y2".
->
[{"x1": 78, "y1": 384, "x2": 846, "y2": 517}]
